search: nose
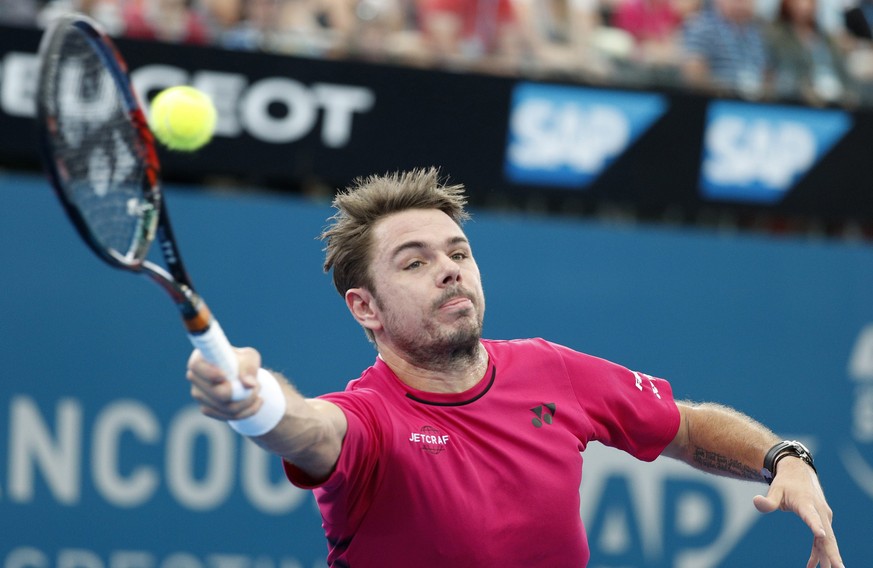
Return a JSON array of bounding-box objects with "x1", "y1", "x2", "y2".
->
[{"x1": 438, "y1": 254, "x2": 461, "y2": 286}]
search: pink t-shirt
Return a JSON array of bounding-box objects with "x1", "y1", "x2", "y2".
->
[{"x1": 285, "y1": 338, "x2": 680, "y2": 567}]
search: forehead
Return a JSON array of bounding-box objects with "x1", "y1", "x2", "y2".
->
[{"x1": 371, "y1": 209, "x2": 466, "y2": 255}]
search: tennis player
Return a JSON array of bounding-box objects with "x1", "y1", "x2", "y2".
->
[{"x1": 187, "y1": 168, "x2": 843, "y2": 567}]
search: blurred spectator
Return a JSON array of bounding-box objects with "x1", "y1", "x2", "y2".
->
[
  {"x1": 842, "y1": 0, "x2": 873, "y2": 102},
  {"x1": 37, "y1": 0, "x2": 125, "y2": 34},
  {"x1": 612, "y1": 0, "x2": 698, "y2": 83},
  {"x1": 214, "y1": 0, "x2": 351, "y2": 57},
  {"x1": 345, "y1": 0, "x2": 430, "y2": 65},
  {"x1": 511, "y1": 0, "x2": 618, "y2": 80},
  {"x1": 844, "y1": 0, "x2": 873, "y2": 38},
  {"x1": 0, "y1": 0, "x2": 40, "y2": 25},
  {"x1": 416, "y1": 0, "x2": 527, "y2": 73},
  {"x1": 766, "y1": 0, "x2": 853, "y2": 105},
  {"x1": 122, "y1": 0, "x2": 211, "y2": 44},
  {"x1": 681, "y1": 0, "x2": 770, "y2": 98}
]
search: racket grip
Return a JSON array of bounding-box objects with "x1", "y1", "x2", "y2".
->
[{"x1": 187, "y1": 318, "x2": 249, "y2": 400}]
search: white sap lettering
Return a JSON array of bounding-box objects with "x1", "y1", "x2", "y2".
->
[
  {"x1": 509, "y1": 99, "x2": 561, "y2": 168},
  {"x1": 509, "y1": 98, "x2": 629, "y2": 172},
  {"x1": 760, "y1": 122, "x2": 815, "y2": 187},
  {"x1": 704, "y1": 116, "x2": 815, "y2": 189},
  {"x1": 568, "y1": 105, "x2": 628, "y2": 171}
]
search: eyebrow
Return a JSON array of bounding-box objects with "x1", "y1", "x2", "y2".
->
[{"x1": 389, "y1": 236, "x2": 469, "y2": 262}]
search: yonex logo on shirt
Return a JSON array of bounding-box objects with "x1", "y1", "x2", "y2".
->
[
  {"x1": 633, "y1": 371, "x2": 662, "y2": 399},
  {"x1": 531, "y1": 403, "x2": 557, "y2": 428},
  {"x1": 408, "y1": 425, "x2": 450, "y2": 454}
]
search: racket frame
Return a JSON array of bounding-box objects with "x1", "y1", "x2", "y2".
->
[
  {"x1": 35, "y1": 13, "x2": 210, "y2": 333},
  {"x1": 34, "y1": 13, "x2": 288, "y2": 428}
]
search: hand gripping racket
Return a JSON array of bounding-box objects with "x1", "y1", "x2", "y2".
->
[{"x1": 34, "y1": 14, "x2": 281, "y2": 428}]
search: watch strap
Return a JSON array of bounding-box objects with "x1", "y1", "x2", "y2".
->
[{"x1": 761, "y1": 440, "x2": 816, "y2": 485}]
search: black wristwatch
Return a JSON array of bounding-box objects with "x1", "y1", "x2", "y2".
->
[{"x1": 761, "y1": 440, "x2": 817, "y2": 485}]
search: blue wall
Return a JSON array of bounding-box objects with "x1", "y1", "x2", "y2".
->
[{"x1": 2, "y1": 171, "x2": 871, "y2": 567}]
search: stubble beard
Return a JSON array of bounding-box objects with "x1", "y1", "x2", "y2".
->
[{"x1": 381, "y1": 289, "x2": 484, "y2": 372}]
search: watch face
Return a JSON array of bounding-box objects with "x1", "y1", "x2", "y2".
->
[{"x1": 791, "y1": 441, "x2": 812, "y2": 459}]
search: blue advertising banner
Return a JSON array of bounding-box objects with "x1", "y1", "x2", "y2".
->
[
  {"x1": 699, "y1": 101, "x2": 853, "y2": 204},
  {"x1": 504, "y1": 83, "x2": 667, "y2": 188},
  {"x1": 2, "y1": 171, "x2": 871, "y2": 566},
  {"x1": 3, "y1": 23, "x2": 873, "y2": 225}
]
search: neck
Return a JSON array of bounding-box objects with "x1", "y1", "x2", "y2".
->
[{"x1": 378, "y1": 341, "x2": 489, "y2": 393}]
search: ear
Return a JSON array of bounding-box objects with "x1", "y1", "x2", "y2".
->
[{"x1": 345, "y1": 287, "x2": 382, "y2": 333}]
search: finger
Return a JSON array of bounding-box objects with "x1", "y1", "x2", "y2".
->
[
  {"x1": 192, "y1": 385, "x2": 263, "y2": 420},
  {"x1": 753, "y1": 493, "x2": 780, "y2": 514},
  {"x1": 806, "y1": 507, "x2": 844, "y2": 568},
  {"x1": 810, "y1": 536, "x2": 844, "y2": 568},
  {"x1": 235, "y1": 346, "x2": 262, "y2": 377},
  {"x1": 796, "y1": 502, "x2": 828, "y2": 538},
  {"x1": 187, "y1": 368, "x2": 235, "y2": 402},
  {"x1": 198, "y1": 401, "x2": 262, "y2": 422},
  {"x1": 815, "y1": 527, "x2": 845, "y2": 568},
  {"x1": 189, "y1": 370, "x2": 261, "y2": 408}
]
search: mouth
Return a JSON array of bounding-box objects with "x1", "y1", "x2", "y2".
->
[
  {"x1": 440, "y1": 296, "x2": 474, "y2": 311},
  {"x1": 435, "y1": 288, "x2": 476, "y2": 311}
]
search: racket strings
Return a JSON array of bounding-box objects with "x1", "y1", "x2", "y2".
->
[{"x1": 40, "y1": 26, "x2": 156, "y2": 264}]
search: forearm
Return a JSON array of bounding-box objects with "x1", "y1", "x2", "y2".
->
[
  {"x1": 664, "y1": 401, "x2": 780, "y2": 482},
  {"x1": 248, "y1": 373, "x2": 346, "y2": 481}
]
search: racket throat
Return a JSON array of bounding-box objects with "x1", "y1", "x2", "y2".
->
[
  {"x1": 180, "y1": 298, "x2": 216, "y2": 335},
  {"x1": 142, "y1": 264, "x2": 213, "y2": 334}
]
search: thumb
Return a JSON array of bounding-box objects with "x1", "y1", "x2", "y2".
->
[{"x1": 753, "y1": 492, "x2": 780, "y2": 514}]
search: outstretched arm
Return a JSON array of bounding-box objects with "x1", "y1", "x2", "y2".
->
[
  {"x1": 187, "y1": 346, "x2": 347, "y2": 482},
  {"x1": 663, "y1": 401, "x2": 844, "y2": 568}
]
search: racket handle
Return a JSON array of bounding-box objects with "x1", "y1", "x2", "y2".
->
[{"x1": 187, "y1": 318, "x2": 248, "y2": 400}]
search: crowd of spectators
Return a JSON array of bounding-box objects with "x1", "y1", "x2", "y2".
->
[{"x1": 4, "y1": 0, "x2": 873, "y2": 106}]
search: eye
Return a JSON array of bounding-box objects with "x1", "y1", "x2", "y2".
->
[
  {"x1": 451, "y1": 251, "x2": 468, "y2": 261},
  {"x1": 405, "y1": 260, "x2": 423, "y2": 270}
]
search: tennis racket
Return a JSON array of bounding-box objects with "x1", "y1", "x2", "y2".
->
[{"x1": 34, "y1": 14, "x2": 250, "y2": 401}]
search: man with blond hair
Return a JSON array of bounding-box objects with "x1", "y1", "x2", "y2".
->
[{"x1": 188, "y1": 168, "x2": 843, "y2": 567}]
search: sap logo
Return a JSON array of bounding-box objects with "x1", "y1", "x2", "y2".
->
[
  {"x1": 580, "y1": 442, "x2": 789, "y2": 567},
  {"x1": 504, "y1": 83, "x2": 666, "y2": 188},
  {"x1": 700, "y1": 101, "x2": 851, "y2": 204},
  {"x1": 842, "y1": 324, "x2": 873, "y2": 501}
]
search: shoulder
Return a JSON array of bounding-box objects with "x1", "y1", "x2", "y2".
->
[
  {"x1": 483, "y1": 337, "x2": 614, "y2": 372},
  {"x1": 317, "y1": 361, "x2": 396, "y2": 413},
  {"x1": 482, "y1": 337, "x2": 565, "y2": 359}
]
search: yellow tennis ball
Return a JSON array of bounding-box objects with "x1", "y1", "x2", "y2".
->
[{"x1": 149, "y1": 86, "x2": 217, "y2": 152}]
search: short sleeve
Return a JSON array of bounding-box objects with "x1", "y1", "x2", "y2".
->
[{"x1": 553, "y1": 343, "x2": 681, "y2": 461}]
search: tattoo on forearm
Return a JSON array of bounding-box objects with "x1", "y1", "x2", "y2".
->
[{"x1": 693, "y1": 448, "x2": 763, "y2": 481}]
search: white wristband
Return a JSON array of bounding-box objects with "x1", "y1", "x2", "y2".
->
[{"x1": 229, "y1": 368, "x2": 287, "y2": 437}]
